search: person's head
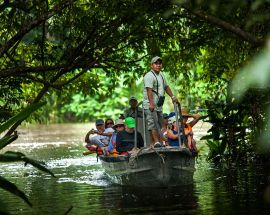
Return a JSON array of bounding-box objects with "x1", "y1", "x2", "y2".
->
[
  {"x1": 124, "y1": 117, "x2": 135, "y2": 133},
  {"x1": 181, "y1": 108, "x2": 192, "y2": 124},
  {"x1": 162, "y1": 113, "x2": 169, "y2": 126},
  {"x1": 105, "y1": 118, "x2": 114, "y2": 128},
  {"x1": 170, "y1": 116, "x2": 178, "y2": 129},
  {"x1": 95, "y1": 119, "x2": 105, "y2": 131},
  {"x1": 129, "y1": 96, "x2": 138, "y2": 109},
  {"x1": 151, "y1": 56, "x2": 162, "y2": 73},
  {"x1": 113, "y1": 119, "x2": 125, "y2": 132}
]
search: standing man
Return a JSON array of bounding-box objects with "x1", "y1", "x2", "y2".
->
[{"x1": 143, "y1": 56, "x2": 178, "y2": 147}]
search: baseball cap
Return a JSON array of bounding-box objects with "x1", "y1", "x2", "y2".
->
[
  {"x1": 95, "y1": 119, "x2": 104, "y2": 126},
  {"x1": 129, "y1": 96, "x2": 137, "y2": 101},
  {"x1": 162, "y1": 113, "x2": 169, "y2": 119},
  {"x1": 151, "y1": 56, "x2": 162, "y2": 64},
  {"x1": 124, "y1": 117, "x2": 135, "y2": 128},
  {"x1": 169, "y1": 112, "x2": 175, "y2": 118}
]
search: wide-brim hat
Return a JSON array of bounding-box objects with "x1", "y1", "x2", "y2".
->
[
  {"x1": 181, "y1": 108, "x2": 193, "y2": 117},
  {"x1": 113, "y1": 119, "x2": 124, "y2": 129}
]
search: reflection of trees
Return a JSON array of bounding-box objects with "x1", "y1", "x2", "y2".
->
[
  {"x1": 199, "y1": 166, "x2": 270, "y2": 215},
  {"x1": 101, "y1": 185, "x2": 198, "y2": 214}
]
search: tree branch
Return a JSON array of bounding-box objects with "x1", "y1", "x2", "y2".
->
[
  {"x1": 0, "y1": 0, "x2": 74, "y2": 58},
  {"x1": 0, "y1": 64, "x2": 66, "y2": 77},
  {"x1": 186, "y1": 8, "x2": 264, "y2": 47}
]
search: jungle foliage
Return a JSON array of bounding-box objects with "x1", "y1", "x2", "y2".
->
[
  {"x1": 0, "y1": 102, "x2": 55, "y2": 213},
  {"x1": 1, "y1": 0, "x2": 270, "y2": 212},
  {"x1": 0, "y1": 0, "x2": 270, "y2": 167}
]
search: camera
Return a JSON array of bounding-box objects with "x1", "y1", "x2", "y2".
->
[{"x1": 157, "y1": 96, "x2": 165, "y2": 107}]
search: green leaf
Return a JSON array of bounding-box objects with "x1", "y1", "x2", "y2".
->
[
  {"x1": 0, "y1": 133, "x2": 18, "y2": 150},
  {"x1": 0, "y1": 102, "x2": 46, "y2": 134},
  {"x1": 0, "y1": 151, "x2": 56, "y2": 178},
  {"x1": 23, "y1": 157, "x2": 56, "y2": 178},
  {"x1": 0, "y1": 175, "x2": 32, "y2": 207}
]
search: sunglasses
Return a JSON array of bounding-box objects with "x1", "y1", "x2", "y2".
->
[
  {"x1": 106, "y1": 122, "x2": 114, "y2": 125},
  {"x1": 115, "y1": 125, "x2": 124, "y2": 128}
]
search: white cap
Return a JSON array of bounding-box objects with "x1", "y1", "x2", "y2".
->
[{"x1": 151, "y1": 56, "x2": 162, "y2": 64}]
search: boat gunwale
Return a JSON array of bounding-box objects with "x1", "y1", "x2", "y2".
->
[{"x1": 99, "y1": 147, "x2": 194, "y2": 163}]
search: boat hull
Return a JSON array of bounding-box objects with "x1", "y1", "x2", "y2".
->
[{"x1": 99, "y1": 147, "x2": 195, "y2": 187}]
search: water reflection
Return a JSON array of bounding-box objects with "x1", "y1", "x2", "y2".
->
[{"x1": 107, "y1": 185, "x2": 198, "y2": 214}]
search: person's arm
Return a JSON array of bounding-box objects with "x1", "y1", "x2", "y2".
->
[
  {"x1": 85, "y1": 131, "x2": 91, "y2": 143},
  {"x1": 85, "y1": 129, "x2": 95, "y2": 143},
  {"x1": 164, "y1": 85, "x2": 178, "y2": 103},
  {"x1": 116, "y1": 132, "x2": 123, "y2": 152},
  {"x1": 189, "y1": 114, "x2": 201, "y2": 127},
  {"x1": 107, "y1": 133, "x2": 116, "y2": 152},
  {"x1": 167, "y1": 129, "x2": 179, "y2": 140},
  {"x1": 98, "y1": 128, "x2": 114, "y2": 137},
  {"x1": 98, "y1": 131, "x2": 113, "y2": 137},
  {"x1": 146, "y1": 87, "x2": 155, "y2": 112}
]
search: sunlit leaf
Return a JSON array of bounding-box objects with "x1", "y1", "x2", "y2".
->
[
  {"x1": 0, "y1": 102, "x2": 46, "y2": 134},
  {"x1": 0, "y1": 134, "x2": 18, "y2": 150}
]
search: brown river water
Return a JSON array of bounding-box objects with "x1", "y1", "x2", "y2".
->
[{"x1": 0, "y1": 122, "x2": 270, "y2": 214}]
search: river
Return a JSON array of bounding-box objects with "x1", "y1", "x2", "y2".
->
[{"x1": 0, "y1": 123, "x2": 270, "y2": 214}]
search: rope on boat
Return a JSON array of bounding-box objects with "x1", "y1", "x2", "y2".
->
[
  {"x1": 129, "y1": 147, "x2": 166, "y2": 166},
  {"x1": 149, "y1": 147, "x2": 165, "y2": 164},
  {"x1": 129, "y1": 147, "x2": 145, "y2": 166}
]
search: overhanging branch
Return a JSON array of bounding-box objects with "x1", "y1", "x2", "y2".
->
[
  {"x1": 0, "y1": 0, "x2": 74, "y2": 58},
  {"x1": 185, "y1": 8, "x2": 264, "y2": 47}
]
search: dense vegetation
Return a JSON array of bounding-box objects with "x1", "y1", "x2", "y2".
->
[
  {"x1": 0, "y1": 0, "x2": 270, "y2": 193},
  {"x1": 1, "y1": 0, "x2": 270, "y2": 212}
]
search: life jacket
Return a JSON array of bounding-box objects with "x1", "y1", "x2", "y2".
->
[
  {"x1": 86, "y1": 145, "x2": 103, "y2": 155},
  {"x1": 185, "y1": 123, "x2": 192, "y2": 132},
  {"x1": 96, "y1": 147, "x2": 103, "y2": 155},
  {"x1": 108, "y1": 148, "x2": 119, "y2": 156}
]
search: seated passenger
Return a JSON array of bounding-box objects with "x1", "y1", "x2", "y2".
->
[
  {"x1": 167, "y1": 116, "x2": 187, "y2": 147},
  {"x1": 123, "y1": 96, "x2": 143, "y2": 119},
  {"x1": 105, "y1": 118, "x2": 114, "y2": 129},
  {"x1": 107, "y1": 119, "x2": 125, "y2": 156},
  {"x1": 167, "y1": 108, "x2": 201, "y2": 152},
  {"x1": 116, "y1": 117, "x2": 144, "y2": 154},
  {"x1": 181, "y1": 108, "x2": 201, "y2": 152},
  {"x1": 85, "y1": 119, "x2": 114, "y2": 153}
]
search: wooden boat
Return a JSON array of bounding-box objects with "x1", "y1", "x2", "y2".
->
[{"x1": 99, "y1": 147, "x2": 195, "y2": 187}]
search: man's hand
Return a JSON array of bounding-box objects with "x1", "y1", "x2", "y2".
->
[
  {"x1": 149, "y1": 103, "x2": 155, "y2": 112},
  {"x1": 171, "y1": 96, "x2": 179, "y2": 104}
]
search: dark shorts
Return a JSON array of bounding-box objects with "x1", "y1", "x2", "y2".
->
[{"x1": 144, "y1": 109, "x2": 163, "y2": 130}]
